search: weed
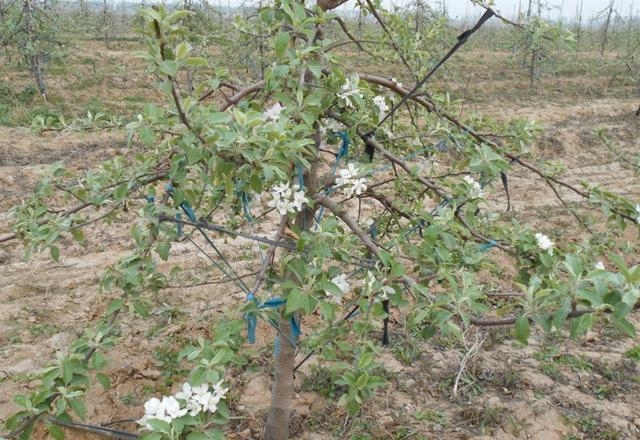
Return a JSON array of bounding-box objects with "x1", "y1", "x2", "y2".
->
[
  {"x1": 484, "y1": 369, "x2": 521, "y2": 396},
  {"x1": 301, "y1": 364, "x2": 343, "y2": 398},
  {"x1": 29, "y1": 323, "x2": 58, "y2": 338},
  {"x1": 576, "y1": 417, "x2": 621, "y2": 440},
  {"x1": 624, "y1": 345, "x2": 640, "y2": 362},
  {"x1": 458, "y1": 403, "x2": 506, "y2": 434},
  {"x1": 119, "y1": 392, "x2": 139, "y2": 406},
  {"x1": 557, "y1": 354, "x2": 593, "y2": 372},
  {"x1": 7, "y1": 327, "x2": 22, "y2": 344},
  {"x1": 414, "y1": 409, "x2": 448, "y2": 427},
  {"x1": 539, "y1": 361, "x2": 566, "y2": 381},
  {"x1": 563, "y1": 409, "x2": 624, "y2": 440},
  {"x1": 392, "y1": 336, "x2": 421, "y2": 365},
  {"x1": 153, "y1": 343, "x2": 188, "y2": 387}
]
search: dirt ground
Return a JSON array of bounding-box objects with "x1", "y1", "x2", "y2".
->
[{"x1": 1, "y1": 40, "x2": 639, "y2": 440}]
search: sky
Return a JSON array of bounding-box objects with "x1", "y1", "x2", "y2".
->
[{"x1": 327, "y1": 0, "x2": 640, "y2": 21}]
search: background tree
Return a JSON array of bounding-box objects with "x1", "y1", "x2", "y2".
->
[{"x1": 0, "y1": 0, "x2": 67, "y2": 100}]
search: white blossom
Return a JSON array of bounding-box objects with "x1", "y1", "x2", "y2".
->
[
  {"x1": 139, "y1": 381, "x2": 229, "y2": 431},
  {"x1": 211, "y1": 380, "x2": 229, "y2": 399},
  {"x1": 267, "y1": 182, "x2": 308, "y2": 215},
  {"x1": 379, "y1": 285, "x2": 395, "y2": 302},
  {"x1": 335, "y1": 163, "x2": 358, "y2": 186},
  {"x1": 292, "y1": 185, "x2": 309, "y2": 211},
  {"x1": 335, "y1": 164, "x2": 368, "y2": 198},
  {"x1": 331, "y1": 274, "x2": 350, "y2": 294},
  {"x1": 594, "y1": 261, "x2": 605, "y2": 270},
  {"x1": 162, "y1": 396, "x2": 187, "y2": 419},
  {"x1": 138, "y1": 396, "x2": 184, "y2": 429},
  {"x1": 391, "y1": 77, "x2": 403, "y2": 89},
  {"x1": 337, "y1": 75, "x2": 362, "y2": 108},
  {"x1": 635, "y1": 204, "x2": 640, "y2": 224},
  {"x1": 185, "y1": 399, "x2": 202, "y2": 416},
  {"x1": 320, "y1": 118, "x2": 345, "y2": 137},
  {"x1": 263, "y1": 102, "x2": 284, "y2": 122},
  {"x1": 365, "y1": 271, "x2": 377, "y2": 293},
  {"x1": 201, "y1": 393, "x2": 219, "y2": 413},
  {"x1": 534, "y1": 232, "x2": 554, "y2": 254},
  {"x1": 463, "y1": 175, "x2": 484, "y2": 198},
  {"x1": 174, "y1": 383, "x2": 194, "y2": 401},
  {"x1": 348, "y1": 178, "x2": 368, "y2": 198},
  {"x1": 372, "y1": 95, "x2": 389, "y2": 122}
]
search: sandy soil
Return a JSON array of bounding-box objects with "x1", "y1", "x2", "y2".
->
[{"x1": 0, "y1": 43, "x2": 639, "y2": 440}]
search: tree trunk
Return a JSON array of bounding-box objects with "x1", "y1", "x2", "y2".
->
[
  {"x1": 103, "y1": 0, "x2": 110, "y2": 49},
  {"x1": 264, "y1": 318, "x2": 296, "y2": 440},
  {"x1": 23, "y1": 0, "x2": 47, "y2": 100},
  {"x1": 600, "y1": 0, "x2": 614, "y2": 56},
  {"x1": 263, "y1": 3, "x2": 328, "y2": 437},
  {"x1": 575, "y1": 0, "x2": 583, "y2": 51}
]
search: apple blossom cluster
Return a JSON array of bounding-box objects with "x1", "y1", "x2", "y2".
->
[
  {"x1": 326, "y1": 273, "x2": 350, "y2": 304},
  {"x1": 337, "y1": 74, "x2": 362, "y2": 108},
  {"x1": 534, "y1": 232, "x2": 554, "y2": 254},
  {"x1": 463, "y1": 175, "x2": 484, "y2": 198},
  {"x1": 335, "y1": 163, "x2": 367, "y2": 198},
  {"x1": 319, "y1": 118, "x2": 345, "y2": 137},
  {"x1": 391, "y1": 77, "x2": 403, "y2": 89},
  {"x1": 138, "y1": 381, "x2": 228, "y2": 430},
  {"x1": 372, "y1": 95, "x2": 389, "y2": 122},
  {"x1": 267, "y1": 182, "x2": 309, "y2": 215},
  {"x1": 263, "y1": 102, "x2": 285, "y2": 122}
]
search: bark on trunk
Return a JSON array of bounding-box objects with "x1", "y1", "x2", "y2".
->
[
  {"x1": 23, "y1": 0, "x2": 47, "y2": 100},
  {"x1": 264, "y1": 318, "x2": 296, "y2": 440},
  {"x1": 263, "y1": 3, "x2": 326, "y2": 437},
  {"x1": 600, "y1": 0, "x2": 614, "y2": 56}
]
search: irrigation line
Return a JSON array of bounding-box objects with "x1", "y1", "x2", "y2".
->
[
  {"x1": 373, "y1": 8, "x2": 495, "y2": 130},
  {"x1": 46, "y1": 417, "x2": 138, "y2": 440}
]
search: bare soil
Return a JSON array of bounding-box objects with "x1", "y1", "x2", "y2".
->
[{"x1": 0, "y1": 43, "x2": 639, "y2": 440}]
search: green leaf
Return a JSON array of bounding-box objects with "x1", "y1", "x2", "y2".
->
[
  {"x1": 48, "y1": 423, "x2": 65, "y2": 440},
  {"x1": 147, "y1": 418, "x2": 172, "y2": 434},
  {"x1": 96, "y1": 373, "x2": 111, "y2": 390},
  {"x1": 613, "y1": 316, "x2": 636, "y2": 337},
  {"x1": 539, "y1": 251, "x2": 553, "y2": 268},
  {"x1": 157, "y1": 242, "x2": 170, "y2": 261},
  {"x1": 68, "y1": 397, "x2": 86, "y2": 420},
  {"x1": 50, "y1": 245, "x2": 60, "y2": 262},
  {"x1": 140, "y1": 433, "x2": 164, "y2": 440},
  {"x1": 158, "y1": 60, "x2": 179, "y2": 77},
  {"x1": 175, "y1": 42, "x2": 190, "y2": 60},
  {"x1": 271, "y1": 64, "x2": 289, "y2": 80},
  {"x1": 134, "y1": 300, "x2": 150, "y2": 317},
  {"x1": 70, "y1": 228, "x2": 84, "y2": 242},
  {"x1": 515, "y1": 316, "x2": 530, "y2": 344},
  {"x1": 274, "y1": 32, "x2": 290, "y2": 57},
  {"x1": 106, "y1": 299, "x2": 123, "y2": 315},
  {"x1": 564, "y1": 253, "x2": 583, "y2": 280},
  {"x1": 62, "y1": 358, "x2": 75, "y2": 384},
  {"x1": 390, "y1": 261, "x2": 404, "y2": 277},
  {"x1": 319, "y1": 280, "x2": 343, "y2": 297},
  {"x1": 164, "y1": 10, "x2": 191, "y2": 23},
  {"x1": 186, "y1": 57, "x2": 209, "y2": 67},
  {"x1": 286, "y1": 288, "x2": 315, "y2": 314},
  {"x1": 139, "y1": 126, "x2": 156, "y2": 146},
  {"x1": 187, "y1": 433, "x2": 210, "y2": 440},
  {"x1": 570, "y1": 313, "x2": 593, "y2": 338},
  {"x1": 186, "y1": 145, "x2": 203, "y2": 164},
  {"x1": 318, "y1": 300, "x2": 336, "y2": 322}
]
